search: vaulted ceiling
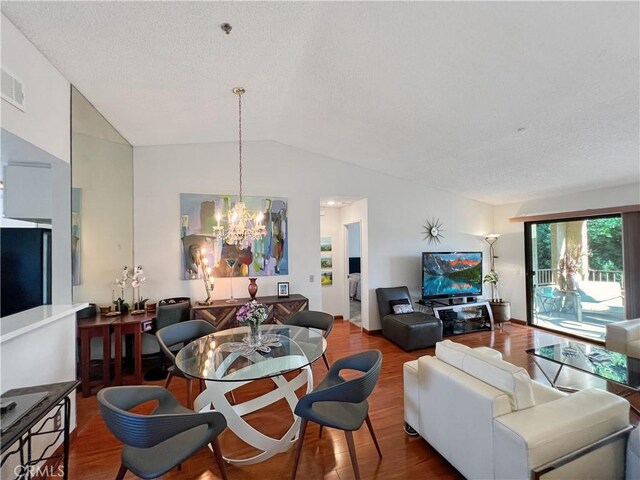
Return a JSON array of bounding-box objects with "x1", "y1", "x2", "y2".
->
[{"x1": 2, "y1": 1, "x2": 638, "y2": 205}]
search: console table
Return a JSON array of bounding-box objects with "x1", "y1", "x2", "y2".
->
[
  {"x1": 191, "y1": 294, "x2": 309, "y2": 330},
  {"x1": 1, "y1": 380, "x2": 79, "y2": 480},
  {"x1": 431, "y1": 301, "x2": 494, "y2": 336}
]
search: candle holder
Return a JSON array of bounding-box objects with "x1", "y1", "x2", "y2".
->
[{"x1": 196, "y1": 248, "x2": 215, "y2": 305}]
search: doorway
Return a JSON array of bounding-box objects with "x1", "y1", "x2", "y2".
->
[
  {"x1": 526, "y1": 215, "x2": 624, "y2": 341},
  {"x1": 345, "y1": 221, "x2": 362, "y2": 327}
]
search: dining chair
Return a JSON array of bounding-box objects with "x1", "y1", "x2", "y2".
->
[
  {"x1": 284, "y1": 310, "x2": 334, "y2": 369},
  {"x1": 97, "y1": 385, "x2": 228, "y2": 480},
  {"x1": 156, "y1": 319, "x2": 216, "y2": 409},
  {"x1": 290, "y1": 350, "x2": 383, "y2": 480},
  {"x1": 142, "y1": 297, "x2": 191, "y2": 381}
]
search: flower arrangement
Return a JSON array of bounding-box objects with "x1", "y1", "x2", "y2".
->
[
  {"x1": 131, "y1": 265, "x2": 147, "y2": 311},
  {"x1": 113, "y1": 266, "x2": 130, "y2": 312},
  {"x1": 236, "y1": 300, "x2": 268, "y2": 328},
  {"x1": 558, "y1": 245, "x2": 590, "y2": 276}
]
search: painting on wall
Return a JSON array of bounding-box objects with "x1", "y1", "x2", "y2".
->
[
  {"x1": 71, "y1": 187, "x2": 81, "y2": 285},
  {"x1": 320, "y1": 255, "x2": 332, "y2": 269},
  {"x1": 180, "y1": 193, "x2": 288, "y2": 279},
  {"x1": 320, "y1": 236, "x2": 332, "y2": 252},
  {"x1": 321, "y1": 271, "x2": 333, "y2": 286}
]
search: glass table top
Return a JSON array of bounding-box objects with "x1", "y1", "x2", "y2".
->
[
  {"x1": 527, "y1": 341, "x2": 640, "y2": 389},
  {"x1": 175, "y1": 324, "x2": 327, "y2": 382}
]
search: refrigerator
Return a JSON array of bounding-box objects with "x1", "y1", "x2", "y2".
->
[{"x1": 1, "y1": 227, "x2": 52, "y2": 317}]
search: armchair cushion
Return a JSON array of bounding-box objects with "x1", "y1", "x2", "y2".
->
[
  {"x1": 606, "y1": 319, "x2": 640, "y2": 358},
  {"x1": 493, "y1": 388, "x2": 629, "y2": 479}
]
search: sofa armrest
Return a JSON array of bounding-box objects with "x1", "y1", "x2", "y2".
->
[
  {"x1": 606, "y1": 319, "x2": 640, "y2": 354},
  {"x1": 530, "y1": 380, "x2": 566, "y2": 405},
  {"x1": 493, "y1": 388, "x2": 629, "y2": 480}
]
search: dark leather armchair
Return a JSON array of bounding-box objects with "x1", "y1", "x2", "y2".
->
[{"x1": 375, "y1": 286, "x2": 442, "y2": 351}]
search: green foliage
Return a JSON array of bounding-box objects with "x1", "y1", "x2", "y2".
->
[
  {"x1": 448, "y1": 264, "x2": 482, "y2": 283},
  {"x1": 483, "y1": 271, "x2": 499, "y2": 285},
  {"x1": 587, "y1": 217, "x2": 622, "y2": 271},
  {"x1": 534, "y1": 217, "x2": 622, "y2": 274},
  {"x1": 535, "y1": 224, "x2": 552, "y2": 268}
]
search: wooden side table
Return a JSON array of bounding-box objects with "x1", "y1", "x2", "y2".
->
[
  {"x1": 191, "y1": 294, "x2": 309, "y2": 330},
  {"x1": 77, "y1": 316, "x2": 114, "y2": 397},
  {"x1": 113, "y1": 313, "x2": 155, "y2": 386}
]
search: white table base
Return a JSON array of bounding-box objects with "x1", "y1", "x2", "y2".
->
[{"x1": 194, "y1": 364, "x2": 313, "y2": 465}]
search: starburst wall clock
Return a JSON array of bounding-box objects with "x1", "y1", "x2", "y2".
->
[{"x1": 422, "y1": 218, "x2": 445, "y2": 245}]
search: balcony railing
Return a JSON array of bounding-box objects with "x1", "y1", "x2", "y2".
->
[{"x1": 534, "y1": 269, "x2": 624, "y2": 287}]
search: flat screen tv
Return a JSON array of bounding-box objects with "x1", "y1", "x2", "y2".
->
[{"x1": 422, "y1": 252, "x2": 483, "y2": 300}]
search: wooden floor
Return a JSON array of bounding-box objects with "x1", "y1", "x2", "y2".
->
[{"x1": 70, "y1": 320, "x2": 639, "y2": 480}]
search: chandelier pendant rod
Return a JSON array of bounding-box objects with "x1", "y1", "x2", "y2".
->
[{"x1": 237, "y1": 88, "x2": 243, "y2": 203}]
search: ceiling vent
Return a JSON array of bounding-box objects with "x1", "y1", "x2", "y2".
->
[{"x1": 1, "y1": 68, "x2": 25, "y2": 111}]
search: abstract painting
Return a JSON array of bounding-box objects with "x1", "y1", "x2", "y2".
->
[
  {"x1": 321, "y1": 255, "x2": 332, "y2": 269},
  {"x1": 180, "y1": 193, "x2": 288, "y2": 279},
  {"x1": 321, "y1": 271, "x2": 333, "y2": 286}
]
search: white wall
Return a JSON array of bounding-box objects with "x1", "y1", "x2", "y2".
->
[
  {"x1": 1, "y1": 14, "x2": 70, "y2": 163},
  {"x1": 134, "y1": 141, "x2": 494, "y2": 331},
  {"x1": 72, "y1": 88, "x2": 134, "y2": 305},
  {"x1": 1, "y1": 14, "x2": 72, "y2": 306},
  {"x1": 494, "y1": 183, "x2": 640, "y2": 321},
  {"x1": 320, "y1": 208, "x2": 345, "y2": 316},
  {"x1": 347, "y1": 222, "x2": 361, "y2": 257}
]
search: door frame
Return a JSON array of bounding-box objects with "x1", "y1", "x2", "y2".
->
[
  {"x1": 524, "y1": 213, "x2": 622, "y2": 327},
  {"x1": 343, "y1": 220, "x2": 363, "y2": 329}
]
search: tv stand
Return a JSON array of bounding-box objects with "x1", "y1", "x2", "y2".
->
[{"x1": 431, "y1": 301, "x2": 494, "y2": 336}]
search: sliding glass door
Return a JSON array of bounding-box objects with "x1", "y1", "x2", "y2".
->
[{"x1": 526, "y1": 215, "x2": 624, "y2": 341}]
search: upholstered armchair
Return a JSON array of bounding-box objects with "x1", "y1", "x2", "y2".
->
[{"x1": 606, "y1": 319, "x2": 640, "y2": 359}]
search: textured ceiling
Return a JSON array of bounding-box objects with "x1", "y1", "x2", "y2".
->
[{"x1": 2, "y1": 1, "x2": 638, "y2": 205}]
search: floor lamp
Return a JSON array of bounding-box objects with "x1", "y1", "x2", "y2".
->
[{"x1": 485, "y1": 233, "x2": 501, "y2": 300}]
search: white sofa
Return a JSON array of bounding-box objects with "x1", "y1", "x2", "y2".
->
[
  {"x1": 404, "y1": 340, "x2": 631, "y2": 480},
  {"x1": 606, "y1": 319, "x2": 640, "y2": 359}
]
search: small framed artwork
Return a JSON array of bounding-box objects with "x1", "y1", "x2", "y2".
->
[
  {"x1": 321, "y1": 272, "x2": 333, "y2": 286},
  {"x1": 320, "y1": 254, "x2": 332, "y2": 269},
  {"x1": 277, "y1": 281, "x2": 290, "y2": 298},
  {"x1": 320, "y1": 236, "x2": 332, "y2": 252}
]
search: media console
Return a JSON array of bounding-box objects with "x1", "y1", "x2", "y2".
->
[{"x1": 430, "y1": 301, "x2": 494, "y2": 336}]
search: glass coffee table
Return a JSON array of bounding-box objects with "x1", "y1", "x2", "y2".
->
[{"x1": 527, "y1": 341, "x2": 640, "y2": 411}]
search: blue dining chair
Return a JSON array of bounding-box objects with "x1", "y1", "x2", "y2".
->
[
  {"x1": 156, "y1": 319, "x2": 216, "y2": 409},
  {"x1": 284, "y1": 310, "x2": 334, "y2": 369},
  {"x1": 290, "y1": 350, "x2": 383, "y2": 480},
  {"x1": 98, "y1": 385, "x2": 228, "y2": 480}
]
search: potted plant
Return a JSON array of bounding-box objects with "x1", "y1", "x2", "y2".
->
[
  {"x1": 558, "y1": 244, "x2": 589, "y2": 291},
  {"x1": 483, "y1": 271, "x2": 511, "y2": 325}
]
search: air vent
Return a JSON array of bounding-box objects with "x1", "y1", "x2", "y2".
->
[{"x1": 1, "y1": 68, "x2": 25, "y2": 111}]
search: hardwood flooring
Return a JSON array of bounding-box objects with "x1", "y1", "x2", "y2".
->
[{"x1": 69, "y1": 321, "x2": 639, "y2": 479}]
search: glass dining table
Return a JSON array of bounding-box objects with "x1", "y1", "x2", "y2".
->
[{"x1": 175, "y1": 323, "x2": 327, "y2": 465}]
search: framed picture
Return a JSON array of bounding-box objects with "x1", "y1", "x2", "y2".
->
[
  {"x1": 320, "y1": 254, "x2": 332, "y2": 269},
  {"x1": 321, "y1": 272, "x2": 333, "y2": 286},
  {"x1": 320, "y1": 236, "x2": 332, "y2": 252},
  {"x1": 277, "y1": 281, "x2": 290, "y2": 298}
]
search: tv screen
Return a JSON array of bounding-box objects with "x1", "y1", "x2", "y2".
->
[{"x1": 422, "y1": 252, "x2": 483, "y2": 300}]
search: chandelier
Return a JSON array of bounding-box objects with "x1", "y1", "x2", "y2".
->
[{"x1": 212, "y1": 87, "x2": 267, "y2": 248}]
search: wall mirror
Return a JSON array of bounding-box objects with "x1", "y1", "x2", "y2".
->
[{"x1": 71, "y1": 86, "x2": 133, "y2": 307}]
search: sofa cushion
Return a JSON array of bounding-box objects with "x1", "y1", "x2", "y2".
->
[
  {"x1": 462, "y1": 351, "x2": 535, "y2": 410},
  {"x1": 435, "y1": 340, "x2": 534, "y2": 410},
  {"x1": 435, "y1": 339, "x2": 472, "y2": 369},
  {"x1": 392, "y1": 303, "x2": 414, "y2": 314},
  {"x1": 629, "y1": 340, "x2": 640, "y2": 359}
]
